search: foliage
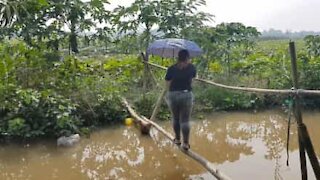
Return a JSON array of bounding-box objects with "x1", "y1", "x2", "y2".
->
[
  {"x1": 2, "y1": 0, "x2": 320, "y2": 141},
  {"x1": 112, "y1": 0, "x2": 159, "y2": 50},
  {"x1": 112, "y1": 0, "x2": 212, "y2": 51},
  {"x1": 1, "y1": 87, "x2": 81, "y2": 138},
  {"x1": 0, "y1": 0, "x2": 29, "y2": 27},
  {"x1": 157, "y1": 0, "x2": 213, "y2": 38},
  {"x1": 0, "y1": 0, "x2": 111, "y2": 52},
  {"x1": 193, "y1": 85, "x2": 264, "y2": 111},
  {"x1": 0, "y1": 41, "x2": 142, "y2": 139},
  {"x1": 304, "y1": 35, "x2": 320, "y2": 57}
]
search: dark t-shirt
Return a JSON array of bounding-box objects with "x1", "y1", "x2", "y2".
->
[{"x1": 165, "y1": 63, "x2": 196, "y2": 91}]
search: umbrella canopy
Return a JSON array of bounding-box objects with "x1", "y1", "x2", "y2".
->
[{"x1": 147, "y1": 38, "x2": 203, "y2": 58}]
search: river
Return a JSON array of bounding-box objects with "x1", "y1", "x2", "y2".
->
[{"x1": 0, "y1": 109, "x2": 319, "y2": 180}]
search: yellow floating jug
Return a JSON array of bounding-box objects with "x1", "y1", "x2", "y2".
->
[{"x1": 125, "y1": 117, "x2": 134, "y2": 126}]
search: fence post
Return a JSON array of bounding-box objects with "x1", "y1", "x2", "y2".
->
[
  {"x1": 289, "y1": 41, "x2": 320, "y2": 180},
  {"x1": 289, "y1": 41, "x2": 307, "y2": 180}
]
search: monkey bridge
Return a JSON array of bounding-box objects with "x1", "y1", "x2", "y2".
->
[{"x1": 122, "y1": 42, "x2": 320, "y2": 180}]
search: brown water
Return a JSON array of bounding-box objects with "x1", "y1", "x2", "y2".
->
[{"x1": 1, "y1": 110, "x2": 320, "y2": 180}]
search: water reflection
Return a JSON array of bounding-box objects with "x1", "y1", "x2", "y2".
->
[
  {"x1": 190, "y1": 110, "x2": 319, "y2": 180},
  {"x1": 0, "y1": 110, "x2": 319, "y2": 180},
  {"x1": 188, "y1": 111, "x2": 296, "y2": 167}
]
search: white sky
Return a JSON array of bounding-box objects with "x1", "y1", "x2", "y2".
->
[{"x1": 108, "y1": 0, "x2": 320, "y2": 32}]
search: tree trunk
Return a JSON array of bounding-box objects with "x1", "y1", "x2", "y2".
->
[{"x1": 70, "y1": 20, "x2": 78, "y2": 53}]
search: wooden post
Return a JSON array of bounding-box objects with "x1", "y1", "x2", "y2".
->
[
  {"x1": 289, "y1": 41, "x2": 308, "y2": 180},
  {"x1": 289, "y1": 41, "x2": 320, "y2": 180},
  {"x1": 150, "y1": 88, "x2": 167, "y2": 121},
  {"x1": 299, "y1": 124, "x2": 320, "y2": 178}
]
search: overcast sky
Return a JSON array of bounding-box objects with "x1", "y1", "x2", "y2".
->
[{"x1": 109, "y1": 0, "x2": 320, "y2": 32}]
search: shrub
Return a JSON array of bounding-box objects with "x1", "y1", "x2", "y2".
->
[
  {"x1": 194, "y1": 86, "x2": 264, "y2": 111},
  {"x1": 1, "y1": 87, "x2": 81, "y2": 138}
]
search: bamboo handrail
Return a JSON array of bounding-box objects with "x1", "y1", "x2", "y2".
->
[
  {"x1": 122, "y1": 98, "x2": 231, "y2": 180},
  {"x1": 144, "y1": 61, "x2": 320, "y2": 96}
]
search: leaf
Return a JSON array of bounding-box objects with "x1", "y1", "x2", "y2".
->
[{"x1": 38, "y1": 0, "x2": 48, "y2": 6}]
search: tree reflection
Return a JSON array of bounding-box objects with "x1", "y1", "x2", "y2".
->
[{"x1": 192, "y1": 110, "x2": 305, "y2": 164}]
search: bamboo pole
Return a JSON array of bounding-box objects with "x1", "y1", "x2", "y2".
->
[
  {"x1": 289, "y1": 42, "x2": 308, "y2": 180},
  {"x1": 289, "y1": 42, "x2": 320, "y2": 180},
  {"x1": 150, "y1": 88, "x2": 167, "y2": 121},
  {"x1": 299, "y1": 124, "x2": 320, "y2": 178},
  {"x1": 148, "y1": 67, "x2": 159, "y2": 87},
  {"x1": 122, "y1": 98, "x2": 231, "y2": 180},
  {"x1": 144, "y1": 61, "x2": 320, "y2": 96}
]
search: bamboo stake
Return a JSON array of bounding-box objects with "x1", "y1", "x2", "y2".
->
[
  {"x1": 289, "y1": 42, "x2": 308, "y2": 180},
  {"x1": 122, "y1": 98, "x2": 231, "y2": 180},
  {"x1": 144, "y1": 61, "x2": 320, "y2": 96},
  {"x1": 299, "y1": 124, "x2": 320, "y2": 178},
  {"x1": 150, "y1": 88, "x2": 167, "y2": 121},
  {"x1": 289, "y1": 41, "x2": 320, "y2": 180},
  {"x1": 148, "y1": 67, "x2": 159, "y2": 87}
]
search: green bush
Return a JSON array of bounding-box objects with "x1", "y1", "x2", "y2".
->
[
  {"x1": 76, "y1": 94, "x2": 127, "y2": 126},
  {"x1": 7, "y1": 118, "x2": 28, "y2": 137},
  {"x1": 194, "y1": 86, "x2": 264, "y2": 111},
  {"x1": 1, "y1": 87, "x2": 81, "y2": 138}
]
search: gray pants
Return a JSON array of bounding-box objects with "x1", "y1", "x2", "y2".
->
[{"x1": 166, "y1": 91, "x2": 193, "y2": 144}]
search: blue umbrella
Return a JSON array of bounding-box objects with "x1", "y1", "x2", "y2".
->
[{"x1": 147, "y1": 38, "x2": 203, "y2": 58}]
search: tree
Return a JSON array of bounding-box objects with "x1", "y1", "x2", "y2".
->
[
  {"x1": 112, "y1": 0, "x2": 213, "y2": 51},
  {"x1": 210, "y1": 23, "x2": 260, "y2": 74},
  {"x1": 112, "y1": 0, "x2": 160, "y2": 50},
  {"x1": 1, "y1": 0, "x2": 111, "y2": 53},
  {"x1": 184, "y1": 23, "x2": 260, "y2": 76},
  {"x1": 158, "y1": 0, "x2": 213, "y2": 38},
  {"x1": 50, "y1": 0, "x2": 111, "y2": 53},
  {"x1": 0, "y1": 0, "x2": 28, "y2": 27},
  {"x1": 0, "y1": 0, "x2": 49, "y2": 43}
]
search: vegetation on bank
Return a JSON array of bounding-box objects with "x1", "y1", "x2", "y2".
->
[
  {"x1": 0, "y1": 41, "x2": 142, "y2": 139},
  {"x1": 1, "y1": 0, "x2": 320, "y2": 140},
  {"x1": 1, "y1": 35, "x2": 320, "y2": 139}
]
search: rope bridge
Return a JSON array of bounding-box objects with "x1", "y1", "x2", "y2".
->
[{"x1": 122, "y1": 42, "x2": 320, "y2": 180}]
